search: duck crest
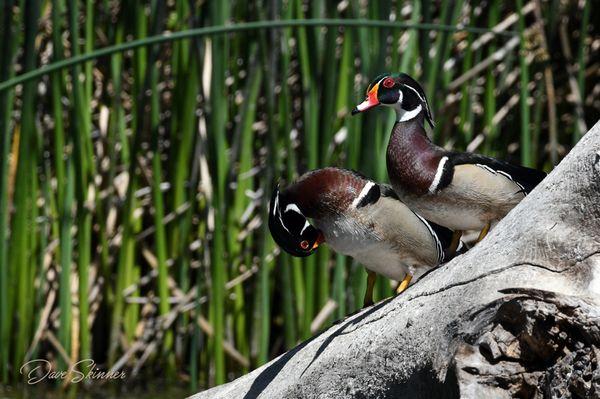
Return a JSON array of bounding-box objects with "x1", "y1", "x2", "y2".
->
[{"x1": 386, "y1": 114, "x2": 444, "y2": 195}]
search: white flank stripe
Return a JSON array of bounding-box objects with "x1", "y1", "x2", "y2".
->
[
  {"x1": 475, "y1": 163, "x2": 496, "y2": 174},
  {"x1": 414, "y1": 212, "x2": 443, "y2": 263},
  {"x1": 497, "y1": 170, "x2": 525, "y2": 192},
  {"x1": 428, "y1": 156, "x2": 449, "y2": 193},
  {"x1": 476, "y1": 164, "x2": 526, "y2": 193},
  {"x1": 352, "y1": 182, "x2": 375, "y2": 208}
]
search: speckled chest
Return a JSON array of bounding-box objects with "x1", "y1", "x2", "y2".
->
[{"x1": 386, "y1": 121, "x2": 445, "y2": 195}]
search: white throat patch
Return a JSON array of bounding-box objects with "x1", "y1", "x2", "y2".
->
[
  {"x1": 392, "y1": 83, "x2": 429, "y2": 123},
  {"x1": 396, "y1": 104, "x2": 423, "y2": 122}
]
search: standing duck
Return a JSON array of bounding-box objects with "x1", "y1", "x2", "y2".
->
[
  {"x1": 351, "y1": 73, "x2": 546, "y2": 243},
  {"x1": 268, "y1": 167, "x2": 463, "y2": 306}
]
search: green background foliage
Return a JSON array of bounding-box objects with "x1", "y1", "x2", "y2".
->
[{"x1": 0, "y1": 0, "x2": 596, "y2": 395}]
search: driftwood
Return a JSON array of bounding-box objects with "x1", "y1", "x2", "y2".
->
[{"x1": 191, "y1": 121, "x2": 600, "y2": 399}]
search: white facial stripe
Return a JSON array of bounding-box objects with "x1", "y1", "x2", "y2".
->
[
  {"x1": 352, "y1": 181, "x2": 375, "y2": 208},
  {"x1": 282, "y1": 202, "x2": 314, "y2": 236},
  {"x1": 274, "y1": 193, "x2": 293, "y2": 234},
  {"x1": 428, "y1": 156, "x2": 449, "y2": 193},
  {"x1": 403, "y1": 84, "x2": 426, "y2": 102},
  {"x1": 273, "y1": 202, "x2": 310, "y2": 234},
  {"x1": 273, "y1": 192, "x2": 280, "y2": 214},
  {"x1": 300, "y1": 220, "x2": 311, "y2": 234},
  {"x1": 284, "y1": 202, "x2": 307, "y2": 235},
  {"x1": 397, "y1": 104, "x2": 422, "y2": 122},
  {"x1": 396, "y1": 89, "x2": 403, "y2": 104},
  {"x1": 403, "y1": 83, "x2": 433, "y2": 119},
  {"x1": 364, "y1": 77, "x2": 385, "y2": 97},
  {"x1": 284, "y1": 203, "x2": 303, "y2": 215}
]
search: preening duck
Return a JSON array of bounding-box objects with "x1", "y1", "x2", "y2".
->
[
  {"x1": 268, "y1": 167, "x2": 463, "y2": 306},
  {"x1": 352, "y1": 73, "x2": 546, "y2": 242}
]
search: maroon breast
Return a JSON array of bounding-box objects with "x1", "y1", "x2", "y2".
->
[
  {"x1": 386, "y1": 118, "x2": 444, "y2": 195},
  {"x1": 283, "y1": 168, "x2": 367, "y2": 219}
]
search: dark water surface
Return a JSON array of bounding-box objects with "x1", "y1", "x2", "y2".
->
[{"x1": 0, "y1": 384, "x2": 191, "y2": 399}]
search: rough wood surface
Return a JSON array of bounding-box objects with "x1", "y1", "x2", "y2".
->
[{"x1": 190, "y1": 121, "x2": 600, "y2": 399}]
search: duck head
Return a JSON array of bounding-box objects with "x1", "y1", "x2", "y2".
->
[
  {"x1": 351, "y1": 73, "x2": 434, "y2": 128},
  {"x1": 268, "y1": 185, "x2": 325, "y2": 257}
]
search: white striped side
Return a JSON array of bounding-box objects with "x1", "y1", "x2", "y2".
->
[
  {"x1": 413, "y1": 212, "x2": 444, "y2": 264},
  {"x1": 352, "y1": 181, "x2": 376, "y2": 208},
  {"x1": 428, "y1": 156, "x2": 449, "y2": 193},
  {"x1": 475, "y1": 163, "x2": 526, "y2": 193}
]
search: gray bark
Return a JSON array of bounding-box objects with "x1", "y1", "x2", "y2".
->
[{"x1": 191, "y1": 121, "x2": 600, "y2": 399}]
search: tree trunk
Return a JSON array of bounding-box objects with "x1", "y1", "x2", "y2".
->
[{"x1": 190, "y1": 121, "x2": 600, "y2": 399}]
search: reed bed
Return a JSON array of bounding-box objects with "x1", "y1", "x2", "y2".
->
[{"x1": 0, "y1": 0, "x2": 597, "y2": 394}]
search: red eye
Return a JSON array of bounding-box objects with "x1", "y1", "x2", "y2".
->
[
  {"x1": 382, "y1": 77, "x2": 395, "y2": 88},
  {"x1": 300, "y1": 240, "x2": 309, "y2": 250}
]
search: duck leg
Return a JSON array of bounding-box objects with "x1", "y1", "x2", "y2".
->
[
  {"x1": 363, "y1": 270, "x2": 377, "y2": 307},
  {"x1": 448, "y1": 230, "x2": 463, "y2": 255},
  {"x1": 477, "y1": 222, "x2": 491, "y2": 242},
  {"x1": 395, "y1": 274, "x2": 413, "y2": 295}
]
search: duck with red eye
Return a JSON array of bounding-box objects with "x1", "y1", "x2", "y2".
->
[
  {"x1": 352, "y1": 73, "x2": 546, "y2": 245},
  {"x1": 351, "y1": 74, "x2": 434, "y2": 127},
  {"x1": 268, "y1": 167, "x2": 465, "y2": 307},
  {"x1": 268, "y1": 189, "x2": 325, "y2": 258}
]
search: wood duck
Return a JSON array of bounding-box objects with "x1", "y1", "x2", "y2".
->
[
  {"x1": 268, "y1": 167, "x2": 464, "y2": 306},
  {"x1": 351, "y1": 73, "x2": 546, "y2": 243}
]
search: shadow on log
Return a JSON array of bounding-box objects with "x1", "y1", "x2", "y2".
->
[{"x1": 190, "y1": 121, "x2": 600, "y2": 399}]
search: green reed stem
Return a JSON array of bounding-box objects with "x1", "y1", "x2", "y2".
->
[
  {"x1": 0, "y1": 0, "x2": 20, "y2": 382},
  {"x1": 58, "y1": 160, "x2": 75, "y2": 370},
  {"x1": 0, "y1": 19, "x2": 517, "y2": 93},
  {"x1": 12, "y1": 0, "x2": 40, "y2": 372},
  {"x1": 516, "y1": 0, "x2": 532, "y2": 167}
]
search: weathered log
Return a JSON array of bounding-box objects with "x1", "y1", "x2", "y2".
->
[{"x1": 191, "y1": 121, "x2": 600, "y2": 399}]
